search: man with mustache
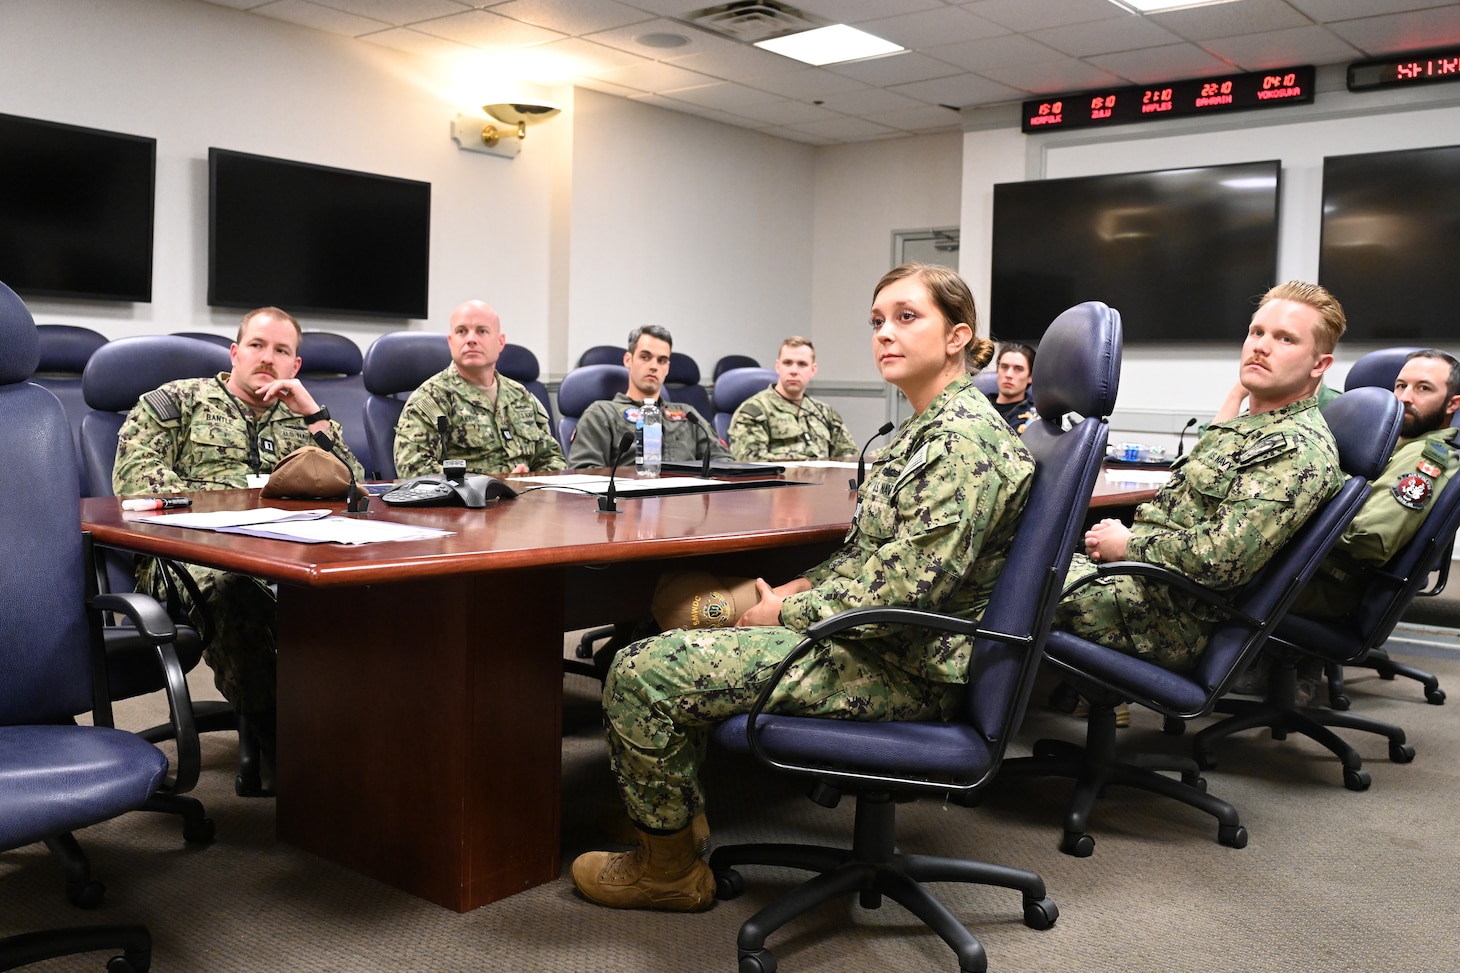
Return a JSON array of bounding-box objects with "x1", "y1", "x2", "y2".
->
[
  {"x1": 1055, "y1": 281, "x2": 1346, "y2": 671},
  {"x1": 114, "y1": 306, "x2": 364, "y2": 762}
]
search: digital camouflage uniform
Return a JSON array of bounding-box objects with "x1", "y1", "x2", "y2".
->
[
  {"x1": 1294, "y1": 426, "x2": 1459, "y2": 617},
  {"x1": 1056, "y1": 395, "x2": 1343, "y2": 671},
  {"x1": 568, "y1": 392, "x2": 731, "y2": 469},
  {"x1": 727, "y1": 386, "x2": 858, "y2": 462},
  {"x1": 392, "y1": 366, "x2": 564, "y2": 478},
  {"x1": 601, "y1": 375, "x2": 1034, "y2": 832},
  {"x1": 112, "y1": 373, "x2": 364, "y2": 714}
]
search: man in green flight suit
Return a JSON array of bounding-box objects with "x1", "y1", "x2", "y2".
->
[
  {"x1": 727, "y1": 336, "x2": 858, "y2": 461},
  {"x1": 113, "y1": 307, "x2": 365, "y2": 755},
  {"x1": 1056, "y1": 280, "x2": 1348, "y2": 671},
  {"x1": 1293, "y1": 349, "x2": 1460, "y2": 617},
  {"x1": 393, "y1": 299, "x2": 564, "y2": 478}
]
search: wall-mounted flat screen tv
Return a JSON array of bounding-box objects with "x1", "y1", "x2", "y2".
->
[
  {"x1": 209, "y1": 149, "x2": 430, "y2": 319},
  {"x1": 991, "y1": 160, "x2": 1281, "y2": 343},
  {"x1": 1319, "y1": 143, "x2": 1460, "y2": 344},
  {"x1": 0, "y1": 112, "x2": 155, "y2": 302}
]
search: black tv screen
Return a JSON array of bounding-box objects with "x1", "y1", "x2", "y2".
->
[
  {"x1": 991, "y1": 160, "x2": 1281, "y2": 343},
  {"x1": 1319, "y1": 144, "x2": 1460, "y2": 343},
  {"x1": 209, "y1": 149, "x2": 430, "y2": 319},
  {"x1": 0, "y1": 113, "x2": 155, "y2": 302}
]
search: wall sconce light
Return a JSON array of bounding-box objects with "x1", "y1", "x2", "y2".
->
[{"x1": 452, "y1": 101, "x2": 562, "y2": 159}]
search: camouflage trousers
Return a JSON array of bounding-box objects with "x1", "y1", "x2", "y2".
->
[
  {"x1": 137, "y1": 559, "x2": 277, "y2": 715},
  {"x1": 602, "y1": 625, "x2": 961, "y2": 833},
  {"x1": 1053, "y1": 553, "x2": 1211, "y2": 672}
]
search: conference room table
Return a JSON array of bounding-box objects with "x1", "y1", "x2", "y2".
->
[{"x1": 80, "y1": 464, "x2": 1161, "y2": 912}]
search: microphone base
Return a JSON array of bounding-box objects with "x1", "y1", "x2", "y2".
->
[{"x1": 597, "y1": 496, "x2": 620, "y2": 513}]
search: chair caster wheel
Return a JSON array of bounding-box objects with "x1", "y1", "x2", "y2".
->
[
  {"x1": 739, "y1": 949, "x2": 777, "y2": 973},
  {"x1": 1059, "y1": 831, "x2": 1094, "y2": 857},
  {"x1": 715, "y1": 869, "x2": 745, "y2": 900},
  {"x1": 183, "y1": 816, "x2": 215, "y2": 845},
  {"x1": 1329, "y1": 693, "x2": 1351, "y2": 711},
  {"x1": 106, "y1": 956, "x2": 143, "y2": 973},
  {"x1": 1024, "y1": 897, "x2": 1059, "y2": 930},
  {"x1": 1389, "y1": 742, "x2": 1415, "y2": 764},
  {"x1": 1343, "y1": 768, "x2": 1371, "y2": 791},
  {"x1": 67, "y1": 878, "x2": 105, "y2": 909},
  {"x1": 1162, "y1": 716, "x2": 1185, "y2": 735},
  {"x1": 1180, "y1": 771, "x2": 1207, "y2": 791},
  {"x1": 1426, "y1": 688, "x2": 1445, "y2": 705},
  {"x1": 1218, "y1": 824, "x2": 1248, "y2": 848}
]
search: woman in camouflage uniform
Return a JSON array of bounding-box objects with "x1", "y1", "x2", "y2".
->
[{"x1": 571, "y1": 264, "x2": 1035, "y2": 913}]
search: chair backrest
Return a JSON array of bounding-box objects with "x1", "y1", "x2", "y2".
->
[
  {"x1": 78, "y1": 336, "x2": 232, "y2": 498},
  {"x1": 577, "y1": 345, "x2": 624, "y2": 368},
  {"x1": 970, "y1": 370, "x2": 998, "y2": 398},
  {"x1": 34, "y1": 324, "x2": 108, "y2": 472},
  {"x1": 713, "y1": 354, "x2": 760, "y2": 380},
  {"x1": 962, "y1": 302, "x2": 1122, "y2": 744},
  {"x1": 711, "y1": 367, "x2": 777, "y2": 443},
  {"x1": 0, "y1": 282, "x2": 94, "y2": 725},
  {"x1": 664, "y1": 351, "x2": 711, "y2": 418},
  {"x1": 497, "y1": 343, "x2": 555, "y2": 427},
  {"x1": 556, "y1": 364, "x2": 629, "y2": 451},
  {"x1": 360, "y1": 332, "x2": 452, "y2": 480},
  {"x1": 172, "y1": 330, "x2": 234, "y2": 349},
  {"x1": 1345, "y1": 345, "x2": 1460, "y2": 427},
  {"x1": 297, "y1": 331, "x2": 372, "y2": 476},
  {"x1": 1185, "y1": 386, "x2": 1402, "y2": 697}
]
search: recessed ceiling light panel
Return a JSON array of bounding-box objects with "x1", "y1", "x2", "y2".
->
[{"x1": 754, "y1": 24, "x2": 903, "y2": 67}]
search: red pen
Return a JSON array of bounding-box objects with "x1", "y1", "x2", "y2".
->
[{"x1": 121, "y1": 497, "x2": 194, "y2": 511}]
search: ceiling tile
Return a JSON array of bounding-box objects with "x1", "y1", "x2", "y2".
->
[
  {"x1": 862, "y1": 103, "x2": 965, "y2": 132},
  {"x1": 593, "y1": 57, "x2": 720, "y2": 92},
  {"x1": 413, "y1": 8, "x2": 567, "y2": 47},
  {"x1": 892, "y1": 72, "x2": 1027, "y2": 106},
  {"x1": 1325, "y1": 7, "x2": 1460, "y2": 54},
  {"x1": 311, "y1": 0, "x2": 471, "y2": 23},
  {"x1": 196, "y1": 0, "x2": 274, "y2": 9},
  {"x1": 1085, "y1": 42, "x2": 1238, "y2": 83},
  {"x1": 359, "y1": 25, "x2": 480, "y2": 56},
  {"x1": 742, "y1": 69, "x2": 871, "y2": 100},
  {"x1": 926, "y1": 33, "x2": 1066, "y2": 71},
  {"x1": 728, "y1": 99, "x2": 842, "y2": 126},
  {"x1": 1286, "y1": 0, "x2": 1460, "y2": 21},
  {"x1": 814, "y1": 86, "x2": 926, "y2": 115},
  {"x1": 661, "y1": 41, "x2": 808, "y2": 81},
  {"x1": 760, "y1": 125, "x2": 838, "y2": 145},
  {"x1": 250, "y1": 0, "x2": 391, "y2": 35},
  {"x1": 780, "y1": 115, "x2": 904, "y2": 140},
  {"x1": 825, "y1": 51, "x2": 964, "y2": 87},
  {"x1": 961, "y1": 0, "x2": 1128, "y2": 33},
  {"x1": 793, "y1": 0, "x2": 947, "y2": 24},
  {"x1": 976, "y1": 54, "x2": 1131, "y2": 92},
  {"x1": 853, "y1": 6, "x2": 1009, "y2": 49},
  {"x1": 628, "y1": 93, "x2": 774, "y2": 127},
  {"x1": 1029, "y1": 15, "x2": 1184, "y2": 57},
  {"x1": 654, "y1": 79, "x2": 785, "y2": 109},
  {"x1": 1200, "y1": 24, "x2": 1363, "y2": 70},
  {"x1": 583, "y1": 16, "x2": 718, "y2": 57},
  {"x1": 1148, "y1": 0, "x2": 1313, "y2": 42},
  {"x1": 488, "y1": 0, "x2": 652, "y2": 35}
]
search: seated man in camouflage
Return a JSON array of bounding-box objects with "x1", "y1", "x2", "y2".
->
[
  {"x1": 727, "y1": 336, "x2": 857, "y2": 462},
  {"x1": 393, "y1": 300, "x2": 564, "y2": 478},
  {"x1": 1056, "y1": 281, "x2": 1347, "y2": 671},
  {"x1": 113, "y1": 307, "x2": 365, "y2": 754},
  {"x1": 568, "y1": 324, "x2": 730, "y2": 469}
]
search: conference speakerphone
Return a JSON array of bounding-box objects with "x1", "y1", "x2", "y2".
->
[{"x1": 1021, "y1": 65, "x2": 1314, "y2": 134}]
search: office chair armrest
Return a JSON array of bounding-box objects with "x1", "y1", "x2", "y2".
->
[
  {"x1": 89, "y1": 592, "x2": 201, "y2": 795},
  {"x1": 1062, "y1": 560, "x2": 1262, "y2": 630}
]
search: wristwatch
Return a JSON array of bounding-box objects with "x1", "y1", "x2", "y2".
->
[{"x1": 303, "y1": 406, "x2": 331, "y2": 424}]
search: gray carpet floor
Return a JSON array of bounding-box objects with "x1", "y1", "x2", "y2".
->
[{"x1": 5, "y1": 638, "x2": 1460, "y2": 973}]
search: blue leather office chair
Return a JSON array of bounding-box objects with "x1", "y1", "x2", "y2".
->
[
  {"x1": 971, "y1": 370, "x2": 998, "y2": 398},
  {"x1": 713, "y1": 353, "x2": 760, "y2": 381},
  {"x1": 1005, "y1": 386, "x2": 1401, "y2": 855},
  {"x1": 298, "y1": 331, "x2": 371, "y2": 478},
  {"x1": 1, "y1": 282, "x2": 206, "y2": 947},
  {"x1": 577, "y1": 344, "x2": 624, "y2": 367},
  {"x1": 171, "y1": 330, "x2": 234, "y2": 348},
  {"x1": 664, "y1": 351, "x2": 711, "y2": 419},
  {"x1": 79, "y1": 335, "x2": 262, "y2": 801},
  {"x1": 360, "y1": 331, "x2": 451, "y2": 480},
  {"x1": 34, "y1": 323, "x2": 108, "y2": 482},
  {"x1": 709, "y1": 301, "x2": 1123, "y2": 973},
  {"x1": 556, "y1": 364, "x2": 628, "y2": 454},
  {"x1": 711, "y1": 366, "x2": 777, "y2": 444},
  {"x1": 497, "y1": 343, "x2": 555, "y2": 428}
]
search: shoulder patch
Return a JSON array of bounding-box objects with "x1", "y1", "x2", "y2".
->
[
  {"x1": 142, "y1": 387, "x2": 182, "y2": 422},
  {"x1": 1236, "y1": 432, "x2": 1291, "y2": 465},
  {"x1": 621, "y1": 406, "x2": 643, "y2": 423},
  {"x1": 663, "y1": 409, "x2": 689, "y2": 422},
  {"x1": 1421, "y1": 440, "x2": 1455, "y2": 470},
  {"x1": 1393, "y1": 471, "x2": 1434, "y2": 510}
]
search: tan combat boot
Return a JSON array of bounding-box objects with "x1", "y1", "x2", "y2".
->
[{"x1": 571, "y1": 825, "x2": 716, "y2": 911}]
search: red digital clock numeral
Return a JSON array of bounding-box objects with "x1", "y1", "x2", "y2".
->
[
  {"x1": 1141, "y1": 87, "x2": 1173, "y2": 114},
  {"x1": 1258, "y1": 72, "x2": 1303, "y2": 101},
  {"x1": 1089, "y1": 94, "x2": 1116, "y2": 119},
  {"x1": 1196, "y1": 79, "x2": 1235, "y2": 107},
  {"x1": 1028, "y1": 100, "x2": 1064, "y2": 127}
]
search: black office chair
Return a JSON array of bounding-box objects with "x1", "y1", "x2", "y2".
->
[
  {"x1": 360, "y1": 331, "x2": 452, "y2": 480},
  {"x1": 1, "y1": 282, "x2": 207, "y2": 958},
  {"x1": 298, "y1": 330, "x2": 371, "y2": 478},
  {"x1": 709, "y1": 301, "x2": 1122, "y2": 973},
  {"x1": 1003, "y1": 386, "x2": 1401, "y2": 855},
  {"x1": 664, "y1": 351, "x2": 712, "y2": 419},
  {"x1": 79, "y1": 335, "x2": 260, "y2": 802},
  {"x1": 1320, "y1": 346, "x2": 1458, "y2": 707},
  {"x1": 577, "y1": 344, "x2": 624, "y2": 367},
  {"x1": 713, "y1": 353, "x2": 760, "y2": 381},
  {"x1": 497, "y1": 343, "x2": 555, "y2": 428},
  {"x1": 711, "y1": 366, "x2": 777, "y2": 445},
  {"x1": 34, "y1": 323, "x2": 108, "y2": 484}
]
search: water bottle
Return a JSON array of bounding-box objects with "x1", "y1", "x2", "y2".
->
[{"x1": 638, "y1": 399, "x2": 662, "y2": 478}]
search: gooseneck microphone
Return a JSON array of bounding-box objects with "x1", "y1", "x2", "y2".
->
[
  {"x1": 313, "y1": 431, "x2": 369, "y2": 514},
  {"x1": 690, "y1": 419, "x2": 714, "y2": 477},
  {"x1": 849, "y1": 421, "x2": 896, "y2": 490},
  {"x1": 598, "y1": 432, "x2": 637, "y2": 513},
  {"x1": 1175, "y1": 416, "x2": 1198, "y2": 459}
]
